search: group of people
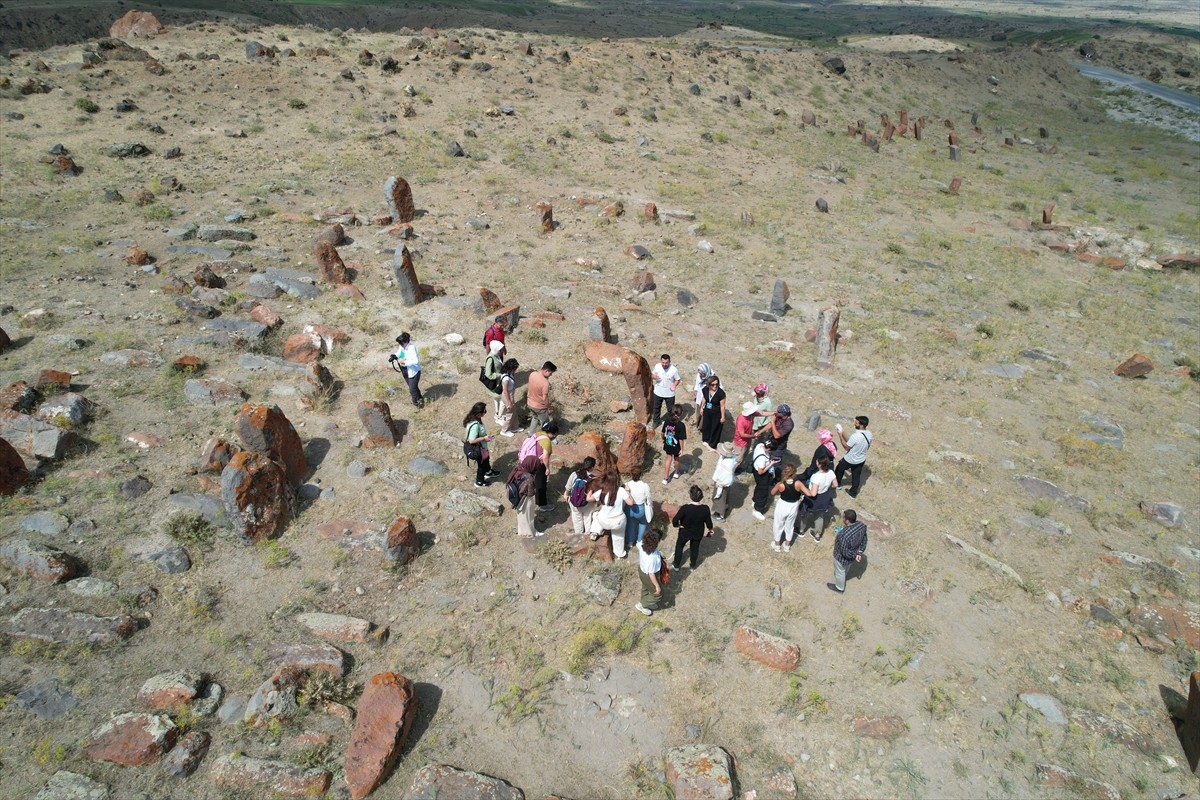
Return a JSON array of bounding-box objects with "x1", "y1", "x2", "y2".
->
[{"x1": 394, "y1": 321, "x2": 877, "y2": 615}]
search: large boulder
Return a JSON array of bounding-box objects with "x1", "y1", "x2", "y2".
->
[
  {"x1": 234, "y1": 403, "x2": 306, "y2": 486},
  {"x1": 0, "y1": 437, "x2": 31, "y2": 494},
  {"x1": 110, "y1": 10, "x2": 165, "y2": 38},
  {"x1": 0, "y1": 607, "x2": 136, "y2": 645},
  {"x1": 85, "y1": 713, "x2": 176, "y2": 765},
  {"x1": 345, "y1": 672, "x2": 419, "y2": 799},
  {"x1": 664, "y1": 745, "x2": 735, "y2": 800},
  {"x1": 0, "y1": 539, "x2": 80, "y2": 583},
  {"x1": 220, "y1": 451, "x2": 291, "y2": 544},
  {"x1": 314, "y1": 241, "x2": 350, "y2": 284},
  {"x1": 617, "y1": 422, "x2": 647, "y2": 475},
  {"x1": 0, "y1": 410, "x2": 76, "y2": 459},
  {"x1": 358, "y1": 400, "x2": 398, "y2": 447}
]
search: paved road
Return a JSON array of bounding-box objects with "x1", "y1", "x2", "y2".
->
[{"x1": 1074, "y1": 61, "x2": 1200, "y2": 112}]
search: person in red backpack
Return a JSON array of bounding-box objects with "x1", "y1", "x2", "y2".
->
[{"x1": 483, "y1": 316, "x2": 507, "y2": 358}]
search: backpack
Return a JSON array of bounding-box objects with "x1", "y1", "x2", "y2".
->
[
  {"x1": 506, "y1": 471, "x2": 530, "y2": 509},
  {"x1": 517, "y1": 435, "x2": 544, "y2": 462},
  {"x1": 479, "y1": 364, "x2": 501, "y2": 394},
  {"x1": 568, "y1": 476, "x2": 588, "y2": 508}
]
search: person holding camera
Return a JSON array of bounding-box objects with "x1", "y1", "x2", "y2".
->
[
  {"x1": 389, "y1": 332, "x2": 423, "y2": 408},
  {"x1": 750, "y1": 440, "x2": 782, "y2": 520}
]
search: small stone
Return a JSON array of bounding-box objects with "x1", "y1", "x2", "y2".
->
[
  {"x1": 137, "y1": 671, "x2": 201, "y2": 710},
  {"x1": 161, "y1": 730, "x2": 210, "y2": 778},
  {"x1": 34, "y1": 771, "x2": 110, "y2": 800},
  {"x1": 16, "y1": 678, "x2": 80, "y2": 720},
  {"x1": 119, "y1": 475, "x2": 153, "y2": 499}
]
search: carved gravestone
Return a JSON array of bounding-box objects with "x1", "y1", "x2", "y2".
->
[
  {"x1": 589, "y1": 307, "x2": 611, "y2": 343},
  {"x1": 770, "y1": 280, "x2": 789, "y2": 316},
  {"x1": 815, "y1": 306, "x2": 840, "y2": 370},
  {"x1": 391, "y1": 246, "x2": 424, "y2": 306},
  {"x1": 384, "y1": 176, "x2": 415, "y2": 224},
  {"x1": 949, "y1": 145, "x2": 961, "y2": 161}
]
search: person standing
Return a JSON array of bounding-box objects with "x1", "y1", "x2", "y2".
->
[
  {"x1": 732, "y1": 401, "x2": 758, "y2": 473},
  {"x1": 518, "y1": 421, "x2": 558, "y2": 511},
  {"x1": 623, "y1": 468, "x2": 652, "y2": 552},
  {"x1": 692, "y1": 364, "x2": 716, "y2": 414},
  {"x1": 828, "y1": 508, "x2": 868, "y2": 593},
  {"x1": 710, "y1": 443, "x2": 738, "y2": 521},
  {"x1": 750, "y1": 383, "x2": 774, "y2": 436},
  {"x1": 671, "y1": 485, "x2": 713, "y2": 570},
  {"x1": 650, "y1": 354, "x2": 681, "y2": 429},
  {"x1": 635, "y1": 529, "x2": 665, "y2": 616},
  {"x1": 483, "y1": 315, "x2": 507, "y2": 358},
  {"x1": 389, "y1": 332, "x2": 423, "y2": 408},
  {"x1": 834, "y1": 416, "x2": 873, "y2": 499},
  {"x1": 770, "y1": 464, "x2": 812, "y2": 552},
  {"x1": 496, "y1": 358, "x2": 520, "y2": 437},
  {"x1": 462, "y1": 402, "x2": 497, "y2": 487},
  {"x1": 588, "y1": 472, "x2": 630, "y2": 558},
  {"x1": 564, "y1": 457, "x2": 597, "y2": 537},
  {"x1": 699, "y1": 375, "x2": 726, "y2": 450},
  {"x1": 482, "y1": 340, "x2": 505, "y2": 421},
  {"x1": 750, "y1": 441, "x2": 780, "y2": 520},
  {"x1": 808, "y1": 429, "x2": 838, "y2": 474},
  {"x1": 526, "y1": 361, "x2": 557, "y2": 435},
  {"x1": 799, "y1": 455, "x2": 838, "y2": 542},
  {"x1": 509, "y1": 455, "x2": 542, "y2": 538},
  {"x1": 661, "y1": 407, "x2": 687, "y2": 484},
  {"x1": 765, "y1": 404, "x2": 794, "y2": 454}
]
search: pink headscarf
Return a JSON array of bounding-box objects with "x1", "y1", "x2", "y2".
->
[{"x1": 818, "y1": 429, "x2": 837, "y2": 459}]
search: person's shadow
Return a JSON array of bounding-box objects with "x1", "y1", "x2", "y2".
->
[
  {"x1": 422, "y1": 382, "x2": 457, "y2": 403},
  {"x1": 846, "y1": 554, "x2": 869, "y2": 585}
]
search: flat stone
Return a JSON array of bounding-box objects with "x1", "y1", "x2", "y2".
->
[
  {"x1": 345, "y1": 672, "x2": 418, "y2": 800},
  {"x1": 664, "y1": 744, "x2": 735, "y2": 800},
  {"x1": 734, "y1": 626, "x2": 801, "y2": 672},
  {"x1": 852, "y1": 715, "x2": 907, "y2": 740},
  {"x1": 238, "y1": 353, "x2": 307, "y2": 374},
  {"x1": 137, "y1": 671, "x2": 201, "y2": 710},
  {"x1": 403, "y1": 765, "x2": 524, "y2": 800},
  {"x1": 296, "y1": 612, "x2": 385, "y2": 645},
  {"x1": 161, "y1": 730, "x2": 210, "y2": 778},
  {"x1": 166, "y1": 493, "x2": 228, "y2": 528},
  {"x1": 16, "y1": 678, "x2": 80, "y2": 719},
  {"x1": 444, "y1": 488, "x2": 503, "y2": 517},
  {"x1": 1017, "y1": 475, "x2": 1091, "y2": 512},
  {"x1": 0, "y1": 607, "x2": 136, "y2": 645},
  {"x1": 1139, "y1": 501, "x2": 1186, "y2": 529},
  {"x1": 34, "y1": 771, "x2": 109, "y2": 800},
  {"x1": 0, "y1": 538, "x2": 80, "y2": 582},
  {"x1": 140, "y1": 546, "x2": 191, "y2": 573},
  {"x1": 407, "y1": 456, "x2": 448, "y2": 476},
  {"x1": 1012, "y1": 515, "x2": 1071, "y2": 536},
  {"x1": 19, "y1": 510, "x2": 70, "y2": 535},
  {"x1": 66, "y1": 577, "x2": 119, "y2": 597},
  {"x1": 266, "y1": 642, "x2": 348, "y2": 676},
  {"x1": 1068, "y1": 706, "x2": 1161, "y2": 754},
  {"x1": 1129, "y1": 604, "x2": 1200, "y2": 648},
  {"x1": 99, "y1": 349, "x2": 162, "y2": 368},
  {"x1": 184, "y1": 379, "x2": 247, "y2": 406},
  {"x1": 201, "y1": 317, "x2": 269, "y2": 340},
  {"x1": 86, "y1": 712, "x2": 176, "y2": 765},
  {"x1": 119, "y1": 475, "x2": 153, "y2": 499},
  {"x1": 944, "y1": 534, "x2": 1023, "y2": 586},
  {"x1": 197, "y1": 224, "x2": 255, "y2": 242},
  {"x1": 579, "y1": 571, "x2": 622, "y2": 606},
  {"x1": 983, "y1": 363, "x2": 1030, "y2": 379},
  {"x1": 0, "y1": 410, "x2": 77, "y2": 459},
  {"x1": 211, "y1": 755, "x2": 331, "y2": 798}
]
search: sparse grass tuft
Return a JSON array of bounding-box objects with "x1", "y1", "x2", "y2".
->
[
  {"x1": 165, "y1": 513, "x2": 212, "y2": 545},
  {"x1": 565, "y1": 618, "x2": 650, "y2": 675}
]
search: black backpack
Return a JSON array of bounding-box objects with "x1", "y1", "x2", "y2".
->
[
  {"x1": 506, "y1": 471, "x2": 530, "y2": 509},
  {"x1": 478, "y1": 355, "x2": 502, "y2": 394}
]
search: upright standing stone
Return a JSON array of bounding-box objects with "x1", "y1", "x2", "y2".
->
[
  {"x1": 948, "y1": 130, "x2": 960, "y2": 146},
  {"x1": 623, "y1": 352, "x2": 653, "y2": 425},
  {"x1": 589, "y1": 307, "x2": 611, "y2": 343},
  {"x1": 384, "y1": 176, "x2": 415, "y2": 224},
  {"x1": 617, "y1": 423, "x2": 647, "y2": 475},
  {"x1": 1042, "y1": 205, "x2": 1054, "y2": 225},
  {"x1": 493, "y1": 304, "x2": 520, "y2": 333},
  {"x1": 0, "y1": 437, "x2": 30, "y2": 495},
  {"x1": 576, "y1": 432, "x2": 618, "y2": 476},
  {"x1": 801, "y1": 109, "x2": 816, "y2": 125},
  {"x1": 899, "y1": 108, "x2": 908, "y2": 127},
  {"x1": 235, "y1": 403, "x2": 306, "y2": 487},
  {"x1": 882, "y1": 121, "x2": 895, "y2": 141},
  {"x1": 644, "y1": 202, "x2": 658, "y2": 221},
  {"x1": 1114, "y1": 353, "x2": 1154, "y2": 378},
  {"x1": 948, "y1": 176, "x2": 963, "y2": 195},
  {"x1": 391, "y1": 246, "x2": 425, "y2": 307},
  {"x1": 344, "y1": 672, "x2": 418, "y2": 800},
  {"x1": 949, "y1": 145, "x2": 961, "y2": 161},
  {"x1": 815, "y1": 306, "x2": 840, "y2": 370},
  {"x1": 1182, "y1": 670, "x2": 1200, "y2": 773},
  {"x1": 358, "y1": 400, "x2": 398, "y2": 447},
  {"x1": 535, "y1": 201, "x2": 553, "y2": 233},
  {"x1": 220, "y1": 451, "x2": 290, "y2": 544},
  {"x1": 478, "y1": 287, "x2": 503, "y2": 312},
  {"x1": 314, "y1": 241, "x2": 349, "y2": 284},
  {"x1": 770, "y1": 279, "x2": 789, "y2": 316}
]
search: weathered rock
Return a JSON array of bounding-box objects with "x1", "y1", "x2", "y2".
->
[
  {"x1": 315, "y1": 223, "x2": 345, "y2": 247},
  {"x1": 184, "y1": 379, "x2": 247, "y2": 406},
  {"x1": 392, "y1": 245, "x2": 426, "y2": 306},
  {"x1": 302, "y1": 362, "x2": 335, "y2": 400},
  {"x1": 249, "y1": 303, "x2": 283, "y2": 329},
  {"x1": 234, "y1": 403, "x2": 306, "y2": 486},
  {"x1": 110, "y1": 9, "x2": 165, "y2": 37},
  {"x1": 345, "y1": 672, "x2": 418, "y2": 799},
  {"x1": 1114, "y1": 353, "x2": 1154, "y2": 378},
  {"x1": 664, "y1": 745, "x2": 735, "y2": 800},
  {"x1": 1018, "y1": 690, "x2": 1068, "y2": 725},
  {"x1": 34, "y1": 771, "x2": 110, "y2": 800},
  {"x1": 86, "y1": 712, "x2": 176, "y2": 765},
  {"x1": 1157, "y1": 253, "x2": 1200, "y2": 270},
  {"x1": 1017, "y1": 475, "x2": 1091, "y2": 512},
  {"x1": 283, "y1": 333, "x2": 322, "y2": 364},
  {"x1": 162, "y1": 730, "x2": 209, "y2": 778},
  {"x1": 403, "y1": 765, "x2": 524, "y2": 800},
  {"x1": 627, "y1": 244, "x2": 650, "y2": 260},
  {"x1": 536, "y1": 201, "x2": 554, "y2": 233},
  {"x1": 221, "y1": 451, "x2": 291, "y2": 544},
  {"x1": 617, "y1": 422, "x2": 647, "y2": 474},
  {"x1": 622, "y1": 352, "x2": 653, "y2": 425},
  {"x1": 65, "y1": 577, "x2": 118, "y2": 597},
  {"x1": 1138, "y1": 501, "x2": 1185, "y2": 529},
  {"x1": 599, "y1": 200, "x2": 624, "y2": 219},
  {"x1": 1129, "y1": 605, "x2": 1200, "y2": 648},
  {"x1": 197, "y1": 224, "x2": 254, "y2": 242},
  {"x1": 770, "y1": 280, "x2": 789, "y2": 316},
  {"x1": 140, "y1": 546, "x2": 191, "y2": 573},
  {"x1": 297, "y1": 612, "x2": 387, "y2": 645},
  {"x1": 358, "y1": 400, "x2": 399, "y2": 447},
  {"x1": 211, "y1": 754, "x2": 331, "y2": 797},
  {"x1": 385, "y1": 176, "x2": 416, "y2": 223},
  {"x1": 444, "y1": 488, "x2": 504, "y2": 517},
  {"x1": 579, "y1": 571, "x2": 622, "y2": 606},
  {"x1": 734, "y1": 626, "x2": 801, "y2": 671},
  {"x1": 99, "y1": 349, "x2": 162, "y2": 368},
  {"x1": 944, "y1": 534, "x2": 1023, "y2": 585},
  {"x1": 198, "y1": 437, "x2": 240, "y2": 474},
  {"x1": 16, "y1": 678, "x2": 80, "y2": 719},
  {"x1": 19, "y1": 510, "x2": 70, "y2": 535},
  {"x1": 314, "y1": 241, "x2": 350, "y2": 284},
  {"x1": 0, "y1": 411, "x2": 76, "y2": 459},
  {"x1": 1034, "y1": 764, "x2": 1120, "y2": 800},
  {"x1": 1068, "y1": 706, "x2": 1160, "y2": 753},
  {"x1": 244, "y1": 671, "x2": 302, "y2": 727},
  {"x1": 0, "y1": 436, "x2": 30, "y2": 494},
  {"x1": 0, "y1": 607, "x2": 135, "y2": 644},
  {"x1": 853, "y1": 715, "x2": 907, "y2": 740},
  {"x1": 494, "y1": 304, "x2": 520, "y2": 333},
  {"x1": 815, "y1": 305, "x2": 839, "y2": 369},
  {"x1": 589, "y1": 307, "x2": 612, "y2": 343},
  {"x1": 0, "y1": 380, "x2": 37, "y2": 413},
  {"x1": 644, "y1": 202, "x2": 659, "y2": 221},
  {"x1": 0, "y1": 539, "x2": 80, "y2": 582},
  {"x1": 36, "y1": 392, "x2": 95, "y2": 428},
  {"x1": 137, "y1": 671, "x2": 201, "y2": 710},
  {"x1": 382, "y1": 516, "x2": 419, "y2": 566}
]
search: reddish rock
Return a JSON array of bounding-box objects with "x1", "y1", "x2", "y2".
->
[
  {"x1": 86, "y1": 713, "x2": 176, "y2": 765},
  {"x1": 536, "y1": 201, "x2": 554, "y2": 233},
  {"x1": 137, "y1": 671, "x2": 201, "y2": 710},
  {"x1": 478, "y1": 287, "x2": 503, "y2": 312},
  {"x1": 575, "y1": 431, "x2": 617, "y2": 476},
  {"x1": 385, "y1": 176, "x2": 416, "y2": 223},
  {"x1": 51, "y1": 154, "x2": 79, "y2": 175},
  {"x1": 493, "y1": 304, "x2": 520, "y2": 333},
  {"x1": 404, "y1": 765, "x2": 522, "y2": 800},
  {"x1": 250, "y1": 304, "x2": 282, "y2": 328},
  {"x1": 664, "y1": 745, "x2": 735, "y2": 800},
  {"x1": 315, "y1": 223, "x2": 345, "y2": 247},
  {"x1": 1103, "y1": 256, "x2": 1126, "y2": 269},
  {"x1": 192, "y1": 264, "x2": 224, "y2": 288},
  {"x1": 1129, "y1": 604, "x2": 1200, "y2": 648},
  {"x1": 392, "y1": 245, "x2": 425, "y2": 307},
  {"x1": 198, "y1": 437, "x2": 240, "y2": 474},
  {"x1": 0, "y1": 327, "x2": 9, "y2": 353},
  {"x1": 617, "y1": 422, "x2": 647, "y2": 475},
  {"x1": 599, "y1": 200, "x2": 624, "y2": 219},
  {"x1": 314, "y1": 241, "x2": 350, "y2": 284},
  {"x1": 336, "y1": 283, "x2": 367, "y2": 301},
  {"x1": 622, "y1": 351, "x2": 653, "y2": 425},
  {"x1": 345, "y1": 672, "x2": 418, "y2": 800},
  {"x1": 384, "y1": 516, "x2": 418, "y2": 566},
  {"x1": 303, "y1": 324, "x2": 350, "y2": 351},
  {"x1": 234, "y1": 403, "x2": 305, "y2": 486},
  {"x1": 627, "y1": 244, "x2": 651, "y2": 260},
  {"x1": 734, "y1": 626, "x2": 801, "y2": 671},
  {"x1": 584, "y1": 341, "x2": 631, "y2": 373},
  {"x1": 124, "y1": 246, "x2": 150, "y2": 266},
  {"x1": 0, "y1": 380, "x2": 36, "y2": 412},
  {"x1": 1035, "y1": 764, "x2": 1120, "y2": 800},
  {"x1": 36, "y1": 369, "x2": 72, "y2": 391},
  {"x1": 358, "y1": 400, "x2": 398, "y2": 448},
  {"x1": 283, "y1": 333, "x2": 321, "y2": 364},
  {"x1": 266, "y1": 642, "x2": 348, "y2": 676},
  {"x1": 568, "y1": 532, "x2": 616, "y2": 562},
  {"x1": 110, "y1": 10, "x2": 166, "y2": 37},
  {"x1": 0, "y1": 437, "x2": 30, "y2": 494},
  {"x1": 220, "y1": 451, "x2": 291, "y2": 544},
  {"x1": 326, "y1": 701, "x2": 355, "y2": 723},
  {"x1": 1114, "y1": 353, "x2": 1154, "y2": 378},
  {"x1": 948, "y1": 176, "x2": 962, "y2": 195},
  {"x1": 1158, "y1": 253, "x2": 1200, "y2": 270},
  {"x1": 853, "y1": 715, "x2": 907, "y2": 739},
  {"x1": 162, "y1": 730, "x2": 210, "y2": 778},
  {"x1": 171, "y1": 355, "x2": 205, "y2": 373},
  {"x1": 515, "y1": 40, "x2": 533, "y2": 55},
  {"x1": 303, "y1": 362, "x2": 334, "y2": 399},
  {"x1": 211, "y1": 755, "x2": 331, "y2": 798},
  {"x1": 297, "y1": 612, "x2": 386, "y2": 645},
  {"x1": 632, "y1": 270, "x2": 656, "y2": 292},
  {"x1": 0, "y1": 539, "x2": 80, "y2": 583},
  {"x1": 163, "y1": 276, "x2": 190, "y2": 293},
  {"x1": 644, "y1": 202, "x2": 658, "y2": 221},
  {"x1": 533, "y1": 311, "x2": 566, "y2": 322}
]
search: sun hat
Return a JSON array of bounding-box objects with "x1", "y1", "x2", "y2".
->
[
  {"x1": 753, "y1": 383, "x2": 768, "y2": 395},
  {"x1": 741, "y1": 401, "x2": 758, "y2": 416},
  {"x1": 777, "y1": 404, "x2": 791, "y2": 415},
  {"x1": 717, "y1": 443, "x2": 736, "y2": 457}
]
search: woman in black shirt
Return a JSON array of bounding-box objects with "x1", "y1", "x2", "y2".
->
[{"x1": 671, "y1": 485, "x2": 714, "y2": 570}]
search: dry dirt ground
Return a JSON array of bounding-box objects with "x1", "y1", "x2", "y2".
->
[{"x1": 0, "y1": 11, "x2": 1198, "y2": 800}]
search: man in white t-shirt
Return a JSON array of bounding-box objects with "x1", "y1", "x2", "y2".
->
[
  {"x1": 835, "y1": 415, "x2": 873, "y2": 499},
  {"x1": 650, "y1": 353, "x2": 681, "y2": 429}
]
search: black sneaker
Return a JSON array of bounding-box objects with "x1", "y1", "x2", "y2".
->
[
  {"x1": 826, "y1": 583, "x2": 844, "y2": 593},
  {"x1": 475, "y1": 481, "x2": 488, "y2": 487},
  {"x1": 484, "y1": 470, "x2": 500, "y2": 479}
]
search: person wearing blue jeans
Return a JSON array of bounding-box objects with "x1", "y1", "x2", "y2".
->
[{"x1": 623, "y1": 468, "x2": 652, "y2": 552}]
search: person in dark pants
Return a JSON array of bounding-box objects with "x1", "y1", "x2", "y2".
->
[
  {"x1": 828, "y1": 508, "x2": 868, "y2": 593},
  {"x1": 698, "y1": 375, "x2": 726, "y2": 450},
  {"x1": 389, "y1": 332, "x2": 423, "y2": 407},
  {"x1": 650, "y1": 353, "x2": 681, "y2": 429},
  {"x1": 750, "y1": 442, "x2": 781, "y2": 520},
  {"x1": 671, "y1": 485, "x2": 713, "y2": 570},
  {"x1": 462, "y1": 402, "x2": 497, "y2": 486},
  {"x1": 834, "y1": 416, "x2": 873, "y2": 499},
  {"x1": 518, "y1": 421, "x2": 558, "y2": 511}
]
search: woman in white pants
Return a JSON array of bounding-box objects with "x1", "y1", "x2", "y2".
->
[
  {"x1": 770, "y1": 464, "x2": 814, "y2": 552},
  {"x1": 564, "y1": 458, "x2": 596, "y2": 536},
  {"x1": 588, "y1": 472, "x2": 630, "y2": 558}
]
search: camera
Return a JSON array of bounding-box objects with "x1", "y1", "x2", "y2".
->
[{"x1": 387, "y1": 354, "x2": 397, "y2": 362}]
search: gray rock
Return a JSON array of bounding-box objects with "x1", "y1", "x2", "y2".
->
[
  {"x1": 165, "y1": 244, "x2": 235, "y2": 259},
  {"x1": 347, "y1": 460, "x2": 369, "y2": 478},
  {"x1": 1139, "y1": 501, "x2": 1185, "y2": 529},
  {"x1": 65, "y1": 577, "x2": 119, "y2": 597},
  {"x1": 217, "y1": 695, "x2": 247, "y2": 725},
  {"x1": 1012, "y1": 515, "x2": 1071, "y2": 536},
  {"x1": 237, "y1": 353, "x2": 307, "y2": 374},
  {"x1": 0, "y1": 411, "x2": 77, "y2": 459},
  {"x1": 1017, "y1": 476, "x2": 1091, "y2": 512},
  {"x1": 770, "y1": 279, "x2": 789, "y2": 315},
  {"x1": 379, "y1": 468, "x2": 419, "y2": 495},
  {"x1": 444, "y1": 488, "x2": 503, "y2": 517},
  {"x1": 16, "y1": 678, "x2": 80, "y2": 719},
  {"x1": 245, "y1": 275, "x2": 283, "y2": 298},
  {"x1": 36, "y1": 393, "x2": 94, "y2": 427},
  {"x1": 465, "y1": 217, "x2": 489, "y2": 230},
  {"x1": 807, "y1": 411, "x2": 822, "y2": 432},
  {"x1": 45, "y1": 334, "x2": 91, "y2": 350},
  {"x1": 407, "y1": 456, "x2": 448, "y2": 476},
  {"x1": 257, "y1": 272, "x2": 320, "y2": 300},
  {"x1": 108, "y1": 142, "x2": 150, "y2": 158},
  {"x1": 579, "y1": 571, "x2": 622, "y2": 606},
  {"x1": 1020, "y1": 348, "x2": 1068, "y2": 369},
  {"x1": 141, "y1": 547, "x2": 191, "y2": 573},
  {"x1": 0, "y1": 607, "x2": 136, "y2": 645},
  {"x1": 751, "y1": 311, "x2": 778, "y2": 322},
  {"x1": 166, "y1": 223, "x2": 198, "y2": 240},
  {"x1": 983, "y1": 363, "x2": 1030, "y2": 379},
  {"x1": 538, "y1": 286, "x2": 570, "y2": 299},
  {"x1": 1018, "y1": 690, "x2": 1067, "y2": 725},
  {"x1": 99, "y1": 349, "x2": 162, "y2": 368},
  {"x1": 192, "y1": 681, "x2": 224, "y2": 717},
  {"x1": 162, "y1": 730, "x2": 210, "y2": 778},
  {"x1": 200, "y1": 317, "x2": 268, "y2": 340},
  {"x1": 1089, "y1": 603, "x2": 1120, "y2": 624},
  {"x1": 446, "y1": 141, "x2": 465, "y2": 157},
  {"x1": 696, "y1": 240, "x2": 714, "y2": 253},
  {"x1": 244, "y1": 674, "x2": 300, "y2": 726},
  {"x1": 35, "y1": 771, "x2": 109, "y2": 800},
  {"x1": 943, "y1": 533, "x2": 1024, "y2": 586},
  {"x1": 20, "y1": 510, "x2": 70, "y2": 536},
  {"x1": 184, "y1": 379, "x2": 248, "y2": 407},
  {"x1": 120, "y1": 475, "x2": 153, "y2": 499},
  {"x1": 197, "y1": 224, "x2": 255, "y2": 243},
  {"x1": 175, "y1": 296, "x2": 219, "y2": 319},
  {"x1": 298, "y1": 483, "x2": 322, "y2": 500},
  {"x1": 676, "y1": 289, "x2": 698, "y2": 308},
  {"x1": 166, "y1": 493, "x2": 229, "y2": 528}
]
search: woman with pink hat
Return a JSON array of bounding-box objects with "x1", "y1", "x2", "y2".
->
[{"x1": 808, "y1": 428, "x2": 838, "y2": 474}]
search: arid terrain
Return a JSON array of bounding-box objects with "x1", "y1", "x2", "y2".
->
[{"x1": 0, "y1": 4, "x2": 1198, "y2": 800}]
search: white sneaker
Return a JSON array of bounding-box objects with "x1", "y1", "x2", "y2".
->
[
  {"x1": 662, "y1": 478, "x2": 670, "y2": 485},
  {"x1": 672, "y1": 472, "x2": 681, "y2": 479},
  {"x1": 500, "y1": 430, "x2": 515, "y2": 437},
  {"x1": 752, "y1": 511, "x2": 766, "y2": 521},
  {"x1": 782, "y1": 542, "x2": 792, "y2": 553},
  {"x1": 635, "y1": 603, "x2": 653, "y2": 616},
  {"x1": 771, "y1": 542, "x2": 782, "y2": 552}
]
